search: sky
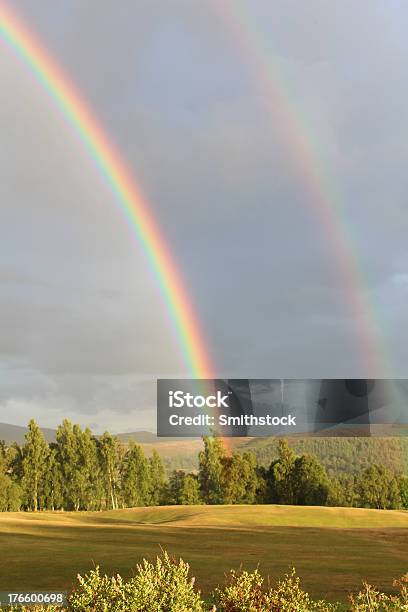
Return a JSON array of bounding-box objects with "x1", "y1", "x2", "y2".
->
[{"x1": 1, "y1": 0, "x2": 408, "y2": 433}]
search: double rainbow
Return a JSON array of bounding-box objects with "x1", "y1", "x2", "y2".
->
[
  {"x1": 1, "y1": 1, "x2": 391, "y2": 381},
  {"x1": 0, "y1": 2, "x2": 212, "y2": 378}
]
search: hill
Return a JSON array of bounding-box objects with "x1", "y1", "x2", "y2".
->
[
  {"x1": 0, "y1": 505, "x2": 407, "y2": 603},
  {"x1": 0, "y1": 422, "x2": 57, "y2": 445},
  {"x1": 0, "y1": 422, "x2": 197, "y2": 444},
  {"x1": 243, "y1": 436, "x2": 408, "y2": 476},
  {"x1": 0, "y1": 422, "x2": 188, "y2": 446}
]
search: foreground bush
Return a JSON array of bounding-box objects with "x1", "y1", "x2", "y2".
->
[
  {"x1": 349, "y1": 573, "x2": 408, "y2": 611},
  {"x1": 2, "y1": 553, "x2": 408, "y2": 611},
  {"x1": 213, "y1": 567, "x2": 338, "y2": 611},
  {"x1": 68, "y1": 551, "x2": 204, "y2": 611}
]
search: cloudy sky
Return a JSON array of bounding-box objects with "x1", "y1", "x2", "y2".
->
[{"x1": 1, "y1": 0, "x2": 408, "y2": 432}]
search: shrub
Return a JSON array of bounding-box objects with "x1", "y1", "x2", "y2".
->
[
  {"x1": 213, "y1": 567, "x2": 338, "y2": 611},
  {"x1": 67, "y1": 566, "x2": 130, "y2": 611},
  {"x1": 2, "y1": 607, "x2": 62, "y2": 612},
  {"x1": 213, "y1": 568, "x2": 272, "y2": 611},
  {"x1": 68, "y1": 551, "x2": 204, "y2": 611},
  {"x1": 128, "y1": 551, "x2": 204, "y2": 611},
  {"x1": 349, "y1": 573, "x2": 408, "y2": 611},
  {"x1": 1, "y1": 557, "x2": 408, "y2": 611}
]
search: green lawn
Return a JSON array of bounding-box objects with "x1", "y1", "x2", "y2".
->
[{"x1": 0, "y1": 505, "x2": 407, "y2": 604}]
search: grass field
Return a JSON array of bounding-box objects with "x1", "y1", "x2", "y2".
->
[{"x1": 0, "y1": 505, "x2": 407, "y2": 604}]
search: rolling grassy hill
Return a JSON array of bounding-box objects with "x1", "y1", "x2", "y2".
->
[{"x1": 0, "y1": 505, "x2": 407, "y2": 604}]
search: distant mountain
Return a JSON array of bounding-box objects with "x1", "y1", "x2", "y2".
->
[
  {"x1": 116, "y1": 431, "x2": 198, "y2": 443},
  {"x1": 0, "y1": 422, "x2": 57, "y2": 444},
  {"x1": 0, "y1": 422, "x2": 194, "y2": 446},
  {"x1": 116, "y1": 430, "x2": 164, "y2": 443}
]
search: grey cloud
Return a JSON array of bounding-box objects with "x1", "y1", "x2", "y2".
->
[{"x1": 1, "y1": 0, "x2": 408, "y2": 429}]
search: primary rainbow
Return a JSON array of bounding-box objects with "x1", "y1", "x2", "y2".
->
[{"x1": 0, "y1": 1, "x2": 212, "y2": 378}]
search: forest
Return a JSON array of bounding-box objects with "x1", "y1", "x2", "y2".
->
[{"x1": 1, "y1": 419, "x2": 407, "y2": 512}]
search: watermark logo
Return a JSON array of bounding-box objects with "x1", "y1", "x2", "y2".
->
[
  {"x1": 168, "y1": 390, "x2": 230, "y2": 409},
  {"x1": 158, "y1": 379, "x2": 406, "y2": 438}
]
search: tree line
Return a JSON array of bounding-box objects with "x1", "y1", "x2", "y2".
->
[
  {"x1": 250, "y1": 436, "x2": 408, "y2": 478},
  {"x1": 0, "y1": 419, "x2": 165, "y2": 512},
  {"x1": 1, "y1": 419, "x2": 407, "y2": 511},
  {"x1": 161, "y1": 436, "x2": 408, "y2": 479}
]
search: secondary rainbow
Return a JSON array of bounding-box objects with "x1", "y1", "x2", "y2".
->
[
  {"x1": 215, "y1": 1, "x2": 391, "y2": 378},
  {"x1": 0, "y1": 1, "x2": 212, "y2": 378}
]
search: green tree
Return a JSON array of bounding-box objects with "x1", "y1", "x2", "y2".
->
[
  {"x1": 166, "y1": 470, "x2": 186, "y2": 505},
  {"x1": 291, "y1": 454, "x2": 331, "y2": 506},
  {"x1": 42, "y1": 445, "x2": 64, "y2": 511},
  {"x1": 21, "y1": 419, "x2": 49, "y2": 511},
  {"x1": 56, "y1": 420, "x2": 99, "y2": 510},
  {"x1": 8, "y1": 442, "x2": 24, "y2": 484},
  {"x1": 357, "y1": 464, "x2": 402, "y2": 509},
  {"x1": 265, "y1": 442, "x2": 331, "y2": 506},
  {"x1": 179, "y1": 474, "x2": 201, "y2": 505},
  {"x1": 0, "y1": 441, "x2": 22, "y2": 512},
  {"x1": 74, "y1": 426, "x2": 101, "y2": 510},
  {"x1": 122, "y1": 443, "x2": 150, "y2": 507},
  {"x1": 55, "y1": 419, "x2": 78, "y2": 509},
  {"x1": 327, "y1": 475, "x2": 358, "y2": 508},
  {"x1": 267, "y1": 440, "x2": 297, "y2": 504},
  {"x1": 399, "y1": 475, "x2": 408, "y2": 509},
  {"x1": 221, "y1": 452, "x2": 259, "y2": 504},
  {"x1": 98, "y1": 432, "x2": 121, "y2": 510},
  {"x1": 198, "y1": 436, "x2": 225, "y2": 504},
  {"x1": 0, "y1": 472, "x2": 22, "y2": 511},
  {"x1": 148, "y1": 449, "x2": 166, "y2": 506},
  {"x1": 0, "y1": 440, "x2": 6, "y2": 469},
  {"x1": 166, "y1": 470, "x2": 201, "y2": 505}
]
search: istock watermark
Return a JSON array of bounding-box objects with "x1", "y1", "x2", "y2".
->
[
  {"x1": 157, "y1": 379, "x2": 408, "y2": 438},
  {"x1": 168, "y1": 389, "x2": 230, "y2": 409},
  {"x1": 157, "y1": 379, "x2": 304, "y2": 437}
]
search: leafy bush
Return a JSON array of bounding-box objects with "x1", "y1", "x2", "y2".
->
[
  {"x1": 68, "y1": 551, "x2": 204, "y2": 611},
  {"x1": 67, "y1": 567, "x2": 130, "y2": 611},
  {"x1": 213, "y1": 568, "x2": 272, "y2": 611},
  {"x1": 349, "y1": 573, "x2": 408, "y2": 611},
  {"x1": 213, "y1": 567, "x2": 337, "y2": 611},
  {"x1": 3, "y1": 607, "x2": 61, "y2": 612},
  {"x1": 1, "y1": 555, "x2": 407, "y2": 611}
]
